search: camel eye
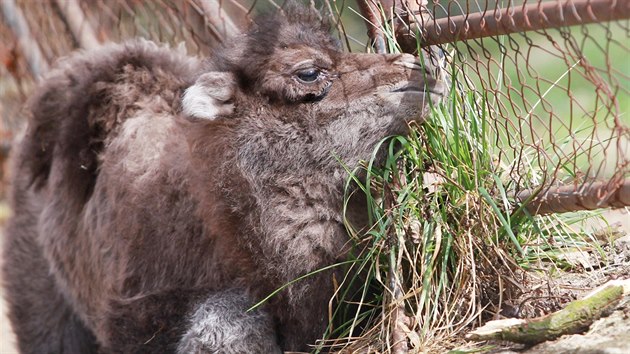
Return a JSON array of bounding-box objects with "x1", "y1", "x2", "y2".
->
[{"x1": 296, "y1": 68, "x2": 321, "y2": 83}]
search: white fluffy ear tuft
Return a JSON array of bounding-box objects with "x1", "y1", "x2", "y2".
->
[{"x1": 182, "y1": 72, "x2": 236, "y2": 120}]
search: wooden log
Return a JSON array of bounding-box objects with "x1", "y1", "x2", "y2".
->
[{"x1": 466, "y1": 279, "x2": 630, "y2": 344}]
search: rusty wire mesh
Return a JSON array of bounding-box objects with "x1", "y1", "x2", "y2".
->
[
  {"x1": 0, "y1": 0, "x2": 628, "y2": 350},
  {"x1": 419, "y1": 0, "x2": 630, "y2": 213}
]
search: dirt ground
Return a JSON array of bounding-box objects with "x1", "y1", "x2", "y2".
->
[{"x1": 0, "y1": 209, "x2": 628, "y2": 353}]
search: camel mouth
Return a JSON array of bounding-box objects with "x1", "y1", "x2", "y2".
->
[
  {"x1": 392, "y1": 85, "x2": 425, "y2": 93},
  {"x1": 390, "y1": 82, "x2": 446, "y2": 96}
]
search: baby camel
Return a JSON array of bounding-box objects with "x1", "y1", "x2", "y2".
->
[{"x1": 3, "y1": 4, "x2": 443, "y2": 353}]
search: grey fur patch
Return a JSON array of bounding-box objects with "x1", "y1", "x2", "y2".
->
[{"x1": 177, "y1": 290, "x2": 281, "y2": 354}]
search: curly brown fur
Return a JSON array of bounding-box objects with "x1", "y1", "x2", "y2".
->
[{"x1": 3, "y1": 4, "x2": 443, "y2": 353}]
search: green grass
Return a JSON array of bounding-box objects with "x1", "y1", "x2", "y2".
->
[{"x1": 324, "y1": 84, "x2": 523, "y2": 352}]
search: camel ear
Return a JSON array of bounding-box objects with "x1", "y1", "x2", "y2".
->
[{"x1": 182, "y1": 72, "x2": 235, "y2": 120}]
